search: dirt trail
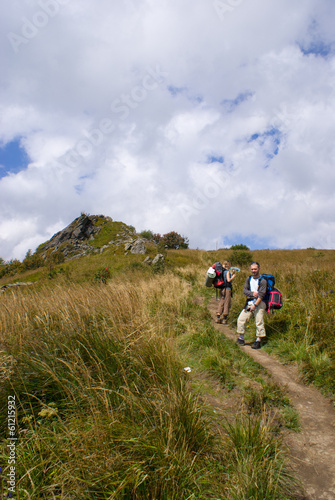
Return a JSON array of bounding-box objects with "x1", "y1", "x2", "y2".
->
[{"x1": 208, "y1": 298, "x2": 335, "y2": 500}]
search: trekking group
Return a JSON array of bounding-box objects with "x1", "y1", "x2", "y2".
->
[{"x1": 206, "y1": 260, "x2": 282, "y2": 350}]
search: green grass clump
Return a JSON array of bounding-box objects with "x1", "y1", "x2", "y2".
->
[{"x1": 222, "y1": 414, "x2": 298, "y2": 499}]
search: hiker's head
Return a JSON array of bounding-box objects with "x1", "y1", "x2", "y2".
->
[
  {"x1": 223, "y1": 260, "x2": 231, "y2": 269},
  {"x1": 250, "y1": 262, "x2": 260, "y2": 277}
]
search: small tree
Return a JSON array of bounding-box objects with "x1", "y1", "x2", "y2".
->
[
  {"x1": 229, "y1": 250, "x2": 253, "y2": 267},
  {"x1": 152, "y1": 233, "x2": 162, "y2": 244},
  {"x1": 230, "y1": 244, "x2": 250, "y2": 251},
  {"x1": 139, "y1": 230, "x2": 189, "y2": 249},
  {"x1": 22, "y1": 249, "x2": 44, "y2": 271},
  {"x1": 161, "y1": 231, "x2": 189, "y2": 249},
  {"x1": 140, "y1": 230, "x2": 154, "y2": 240},
  {"x1": 3, "y1": 259, "x2": 22, "y2": 276}
]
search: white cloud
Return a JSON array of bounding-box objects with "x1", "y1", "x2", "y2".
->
[{"x1": 0, "y1": 0, "x2": 335, "y2": 260}]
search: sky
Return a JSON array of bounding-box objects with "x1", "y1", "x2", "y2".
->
[{"x1": 1, "y1": 0, "x2": 335, "y2": 260}]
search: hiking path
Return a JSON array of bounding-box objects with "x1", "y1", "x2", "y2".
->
[{"x1": 208, "y1": 298, "x2": 335, "y2": 500}]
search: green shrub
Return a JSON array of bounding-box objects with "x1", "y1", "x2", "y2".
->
[
  {"x1": 230, "y1": 244, "x2": 250, "y2": 251},
  {"x1": 92, "y1": 265, "x2": 111, "y2": 284},
  {"x1": 229, "y1": 250, "x2": 253, "y2": 267},
  {"x1": 140, "y1": 229, "x2": 154, "y2": 240}
]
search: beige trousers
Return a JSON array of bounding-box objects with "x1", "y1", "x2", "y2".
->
[
  {"x1": 217, "y1": 288, "x2": 232, "y2": 317},
  {"x1": 237, "y1": 301, "x2": 266, "y2": 338}
]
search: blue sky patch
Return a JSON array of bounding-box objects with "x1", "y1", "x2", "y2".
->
[
  {"x1": 190, "y1": 94, "x2": 203, "y2": 104},
  {"x1": 299, "y1": 40, "x2": 333, "y2": 57},
  {"x1": 167, "y1": 85, "x2": 187, "y2": 96},
  {"x1": 298, "y1": 18, "x2": 334, "y2": 58},
  {"x1": 223, "y1": 234, "x2": 276, "y2": 251},
  {"x1": 168, "y1": 85, "x2": 203, "y2": 104},
  {"x1": 249, "y1": 133, "x2": 260, "y2": 142},
  {"x1": 247, "y1": 127, "x2": 281, "y2": 165},
  {"x1": 221, "y1": 90, "x2": 254, "y2": 113},
  {"x1": 248, "y1": 127, "x2": 281, "y2": 144},
  {"x1": 207, "y1": 155, "x2": 224, "y2": 164},
  {"x1": 0, "y1": 138, "x2": 30, "y2": 177}
]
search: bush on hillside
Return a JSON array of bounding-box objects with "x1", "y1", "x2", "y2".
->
[
  {"x1": 0, "y1": 258, "x2": 22, "y2": 278},
  {"x1": 161, "y1": 231, "x2": 189, "y2": 249},
  {"x1": 140, "y1": 229, "x2": 154, "y2": 240},
  {"x1": 46, "y1": 251, "x2": 65, "y2": 266},
  {"x1": 92, "y1": 265, "x2": 111, "y2": 284},
  {"x1": 140, "y1": 230, "x2": 189, "y2": 249},
  {"x1": 230, "y1": 243, "x2": 250, "y2": 251},
  {"x1": 21, "y1": 249, "x2": 44, "y2": 271},
  {"x1": 229, "y1": 249, "x2": 253, "y2": 267}
]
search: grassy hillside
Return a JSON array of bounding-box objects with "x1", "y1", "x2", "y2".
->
[{"x1": 0, "y1": 247, "x2": 334, "y2": 498}]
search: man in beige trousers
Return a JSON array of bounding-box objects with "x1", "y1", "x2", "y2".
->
[{"x1": 236, "y1": 262, "x2": 267, "y2": 349}]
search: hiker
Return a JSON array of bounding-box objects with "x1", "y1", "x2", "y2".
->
[
  {"x1": 216, "y1": 260, "x2": 236, "y2": 324},
  {"x1": 236, "y1": 261, "x2": 267, "y2": 349}
]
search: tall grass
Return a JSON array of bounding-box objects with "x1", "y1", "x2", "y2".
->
[
  {"x1": 0, "y1": 268, "x2": 301, "y2": 499},
  {"x1": 222, "y1": 414, "x2": 297, "y2": 500},
  {"x1": 1, "y1": 274, "x2": 218, "y2": 498}
]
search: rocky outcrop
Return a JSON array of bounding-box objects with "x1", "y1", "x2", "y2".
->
[
  {"x1": 124, "y1": 239, "x2": 147, "y2": 254},
  {"x1": 36, "y1": 214, "x2": 146, "y2": 260},
  {"x1": 39, "y1": 214, "x2": 102, "y2": 255},
  {"x1": 130, "y1": 239, "x2": 146, "y2": 254}
]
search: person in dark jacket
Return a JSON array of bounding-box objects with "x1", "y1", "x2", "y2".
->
[{"x1": 236, "y1": 262, "x2": 267, "y2": 349}]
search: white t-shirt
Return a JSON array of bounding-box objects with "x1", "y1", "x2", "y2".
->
[
  {"x1": 248, "y1": 277, "x2": 259, "y2": 303},
  {"x1": 250, "y1": 277, "x2": 259, "y2": 293}
]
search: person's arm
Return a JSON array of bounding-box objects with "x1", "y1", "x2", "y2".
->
[
  {"x1": 226, "y1": 270, "x2": 235, "y2": 282},
  {"x1": 257, "y1": 279, "x2": 267, "y2": 301}
]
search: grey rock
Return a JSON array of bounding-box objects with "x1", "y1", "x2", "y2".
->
[
  {"x1": 130, "y1": 239, "x2": 146, "y2": 254},
  {"x1": 1, "y1": 282, "x2": 34, "y2": 291},
  {"x1": 39, "y1": 215, "x2": 100, "y2": 253},
  {"x1": 152, "y1": 254, "x2": 165, "y2": 265}
]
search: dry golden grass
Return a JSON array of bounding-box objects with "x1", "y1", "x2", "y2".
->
[
  {"x1": 0, "y1": 273, "x2": 190, "y2": 344},
  {"x1": 0, "y1": 250, "x2": 321, "y2": 498}
]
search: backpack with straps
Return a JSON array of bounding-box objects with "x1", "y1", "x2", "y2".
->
[
  {"x1": 212, "y1": 262, "x2": 229, "y2": 289},
  {"x1": 250, "y1": 274, "x2": 283, "y2": 312}
]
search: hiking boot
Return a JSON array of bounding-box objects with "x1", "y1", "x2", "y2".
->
[
  {"x1": 236, "y1": 337, "x2": 245, "y2": 345},
  {"x1": 251, "y1": 341, "x2": 261, "y2": 349},
  {"x1": 221, "y1": 318, "x2": 227, "y2": 325},
  {"x1": 215, "y1": 315, "x2": 221, "y2": 324}
]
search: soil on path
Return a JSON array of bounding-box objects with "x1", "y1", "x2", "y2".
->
[{"x1": 208, "y1": 298, "x2": 335, "y2": 500}]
